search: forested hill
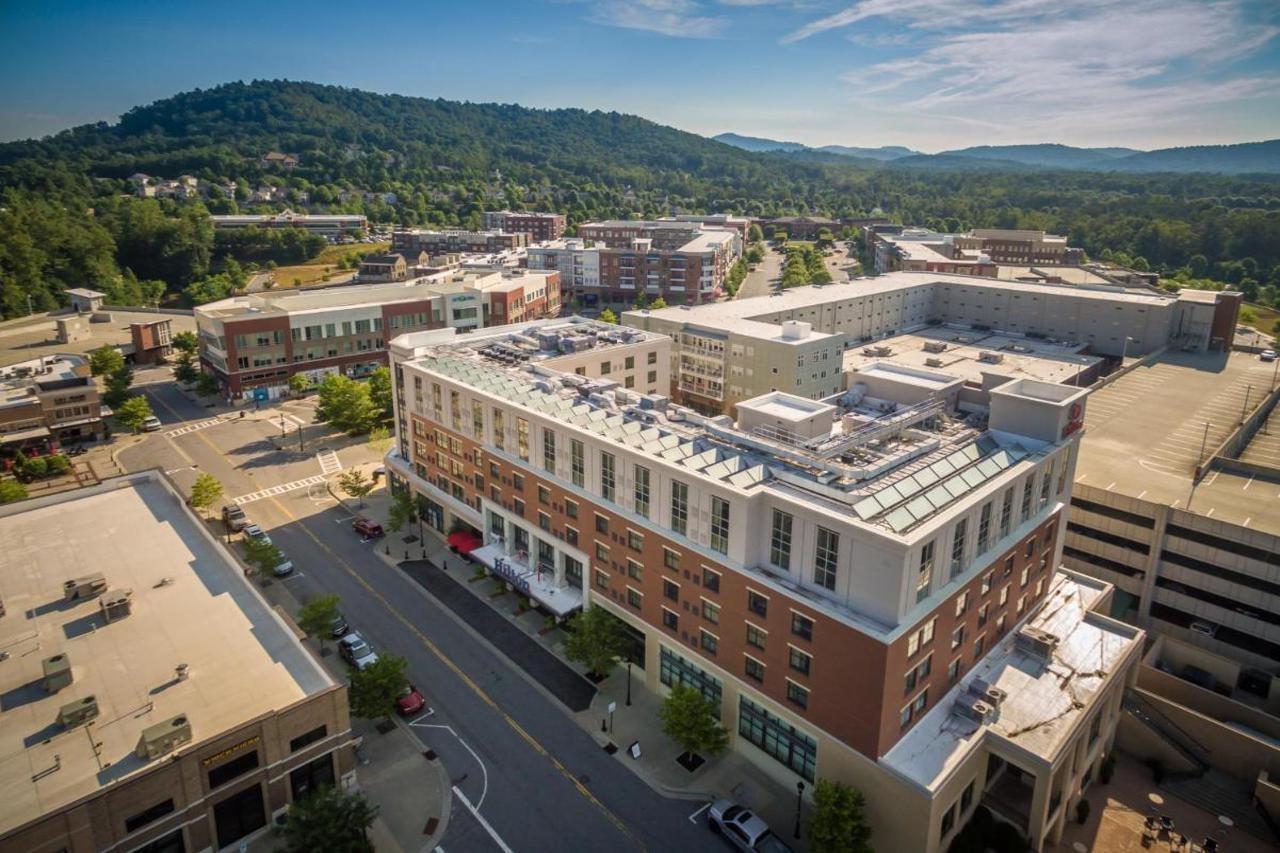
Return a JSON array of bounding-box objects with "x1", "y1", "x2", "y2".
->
[
  {"x1": 1, "y1": 79, "x2": 1279, "y2": 322},
  {"x1": 0, "y1": 80, "x2": 825, "y2": 205}
]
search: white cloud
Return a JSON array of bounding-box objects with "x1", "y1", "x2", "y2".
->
[
  {"x1": 586, "y1": 0, "x2": 727, "y2": 38},
  {"x1": 799, "y1": 0, "x2": 1279, "y2": 137}
]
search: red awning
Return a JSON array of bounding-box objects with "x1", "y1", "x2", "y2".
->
[{"x1": 447, "y1": 531, "x2": 482, "y2": 555}]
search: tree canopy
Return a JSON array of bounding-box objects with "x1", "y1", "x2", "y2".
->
[
  {"x1": 658, "y1": 683, "x2": 728, "y2": 761},
  {"x1": 281, "y1": 785, "x2": 377, "y2": 853},
  {"x1": 563, "y1": 605, "x2": 629, "y2": 678},
  {"x1": 807, "y1": 779, "x2": 873, "y2": 853},
  {"x1": 348, "y1": 655, "x2": 408, "y2": 721}
]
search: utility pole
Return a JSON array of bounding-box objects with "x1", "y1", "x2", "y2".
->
[{"x1": 1240, "y1": 385, "x2": 1252, "y2": 425}]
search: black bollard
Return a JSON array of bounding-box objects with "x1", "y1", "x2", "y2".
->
[{"x1": 384, "y1": 545, "x2": 390, "y2": 555}]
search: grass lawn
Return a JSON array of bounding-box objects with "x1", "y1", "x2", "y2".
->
[
  {"x1": 270, "y1": 241, "x2": 390, "y2": 288},
  {"x1": 1243, "y1": 302, "x2": 1279, "y2": 334}
]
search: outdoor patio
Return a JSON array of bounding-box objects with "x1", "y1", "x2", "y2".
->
[{"x1": 1048, "y1": 756, "x2": 1275, "y2": 853}]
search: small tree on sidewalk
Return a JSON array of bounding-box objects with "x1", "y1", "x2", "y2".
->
[
  {"x1": 659, "y1": 683, "x2": 728, "y2": 769},
  {"x1": 115, "y1": 395, "x2": 154, "y2": 433},
  {"x1": 563, "y1": 605, "x2": 628, "y2": 679},
  {"x1": 243, "y1": 536, "x2": 285, "y2": 578},
  {"x1": 807, "y1": 778, "x2": 873, "y2": 853},
  {"x1": 298, "y1": 593, "x2": 341, "y2": 652},
  {"x1": 289, "y1": 372, "x2": 314, "y2": 394},
  {"x1": 349, "y1": 655, "x2": 408, "y2": 725},
  {"x1": 281, "y1": 785, "x2": 377, "y2": 853},
  {"x1": 338, "y1": 469, "x2": 375, "y2": 508},
  {"x1": 367, "y1": 425, "x2": 392, "y2": 455},
  {"x1": 386, "y1": 489, "x2": 416, "y2": 533},
  {"x1": 188, "y1": 473, "x2": 223, "y2": 518}
]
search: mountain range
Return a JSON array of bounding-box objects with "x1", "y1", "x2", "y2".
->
[{"x1": 712, "y1": 133, "x2": 1280, "y2": 175}]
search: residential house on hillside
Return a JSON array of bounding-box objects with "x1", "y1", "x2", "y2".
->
[{"x1": 259, "y1": 152, "x2": 298, "y2": 170}]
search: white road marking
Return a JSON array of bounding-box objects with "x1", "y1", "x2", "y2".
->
[
  {"x1": 418, "y1": 722, "x2": 489, "y2": 809},
  {"x1": 688, "y1": 802, "x2": 712, "y2": 824},
  {"x1": 164, "y1": 418, "x2": 222, "y2": 438},
  {"x1": 233, "y1": 474, "x2": 328, "y2": 504},
  {"x1": 453, "y1": 787, "x2": 512, "y2": 853},
  {"x1": 317, "y1": 448, "x2": 343, "y2": 475},
  {"x1": 409, "y1": 708, "x2": 437, "y2": 725}
]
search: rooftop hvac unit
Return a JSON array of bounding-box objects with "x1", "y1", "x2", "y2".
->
[
  {"x1": 923, "y1": 341, "x2": 948, "y2": 353},
  {"x1": 99, "y1": 589, "x2": 133, "y2": 623},
  {"x1": 1015, "y1": 627, "x2": 1060, "y2": 661},
  {"x1": 638, "y1": 394, "x2": 669, "y2": 411},
  {"x1": 63, "y1": 573, "x2": 107, "y2": 602},
  {"x1": 978, "y1": 351, "x2": 1004, "y2": 364},
  {"x1": 953, "y1": 698, "x2": 994, "y2": 724},
  {"x1": 42, "y1": 654, "x2": 73, "y2": 693},
  {"x1": 58, "y1": 695, "x2": 100, "y2": 728},
  {"x1": 863, "y1": 345, "x2": 893, "y2": 357},
  {"x1": 136, "y1": 714, "x2": 193, "y2": 760},
  {"x1": 925, "y1": 358, "x2": 944, "y2": 368},
  {"x1": 970, "y1": 677, "x2": 1008, "y2": 709}
]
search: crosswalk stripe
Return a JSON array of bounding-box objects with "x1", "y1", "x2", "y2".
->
[
  {"x1": 316, "y1": 449, "x2": 343, "y2": 475},
  {"x1": 164, "y1": 418, "x2": 223, "y2": 438},
  {"x1": 233, "y1": 474, "x2": 328, "y2": 505}
]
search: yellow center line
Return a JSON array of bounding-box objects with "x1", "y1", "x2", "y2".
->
[{"x1": 266, "y1": 494, "x2": 643, "y2": 849}]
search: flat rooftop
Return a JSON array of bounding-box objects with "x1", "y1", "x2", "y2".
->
[
  {"x1": 1074, "y1": 350, "x2": 1280, "y2": 535},
  {"x1": 195, "y1": 270, "x2": 553, "y2": 319},
  {"x1": 996, "y1": 266, "x2": 1112, "y2": 286},
  {"x1": 0, "y1": 474, "x2": 334, "y2": 835},
  {"x1": 882, "y1": 571, "x2": 1142, "y2": 792},
  {"x1": 843, "y1": 327, "x2": 1098, "y2": 386},
  {"x1": 629, "y1": 272, "x2": 1173, "y2": 331}
]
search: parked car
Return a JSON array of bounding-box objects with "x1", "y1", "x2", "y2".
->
[
  {"x1": 1260, "y1": 349, "x2": 1277, "y2": 362},
  {"x1": 271, "y1": 558, "x2": 295, "y2": 577},
  {"x1": 708, "y1": 800, "x2": 793, "y2": 853},
  {"x1": 222, "y1": 504, "x2": 249, "y2": 531},
  {"x1": 330, "y1": 614, "x2": 350, "y2": 638},
  {"x1": 396, "y1": 684, "x2": 426, "y2": 716},
  {"x1": 243, "y1": 524, "x2": 271, "y2": 546},
  {"x1": 141, "y1": 416, "x2": 163, "y2": 432},
  {"x1": 353, "y1": 518, "x2": 385, "y2": 539},
  {"x1": 339, "y1": 633, "x2": 379, "y2": 670}
]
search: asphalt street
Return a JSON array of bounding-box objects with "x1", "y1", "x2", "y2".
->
[{"x1": 120, "y1": 381, "x2": 721, "y2": 853}]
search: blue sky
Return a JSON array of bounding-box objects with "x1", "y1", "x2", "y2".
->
[{"x1": 2, "y1": 0, "x2": 1278, "y2": 150}]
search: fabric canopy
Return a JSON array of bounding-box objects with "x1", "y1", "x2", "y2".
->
[{"x1": 447, "y1": 531, "x2": 482, "y2": 554}]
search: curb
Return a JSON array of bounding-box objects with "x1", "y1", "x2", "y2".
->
[{"x1": 394, "y1": 714, "x2": 452, "y2": 853}]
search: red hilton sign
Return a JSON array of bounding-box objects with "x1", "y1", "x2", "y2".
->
[{"x1": 1061, "y1": 402, "x2": 1085, "y2": 439}]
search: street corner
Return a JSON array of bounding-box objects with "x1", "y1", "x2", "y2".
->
[{"x1": 351, "y1": 715, "x2": 452, "y2": 853}]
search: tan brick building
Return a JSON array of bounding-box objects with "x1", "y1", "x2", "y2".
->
[{"x1": 0, "y1": 472, "x2": 356, "y2": 853}]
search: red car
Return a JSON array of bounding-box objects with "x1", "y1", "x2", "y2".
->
[
  {"x1": 396, "y1": 684, "x2": 426, "y2": 716},
  {"x1": 353, "y1": 518, "x2": 384, "y2": 539}
]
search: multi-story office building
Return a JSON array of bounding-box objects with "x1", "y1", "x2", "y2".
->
[
  {"x1": 386, "y1": 319, "x2": 1142, "y2": 852},
  {"x1": 482, "y1": 210, "x2": 567, "y2": 242},
  {"x1": 528, "y1": 222, "x2": 737, "y2": 308},
  {"x1": 625, "y1": 272, "x2": 1240, "y2": 415},
  {"x1": 209, "y1": 209, "x2": 367, "y2": 238},
  {"x1": 195, "y1": 269, "x2": 559, "y2": 397},
  {"x1": 0, "y1": 471, "x2": 356, "y2": 852},
  {"x1": 0, "y1": 354, "x2": 105, "y2": 455},
  {"x1": 392, "y1": 229, "x2": 528, "y2": 256}
]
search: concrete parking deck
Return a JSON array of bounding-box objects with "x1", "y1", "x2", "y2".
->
[{"x1": 1075, "y1": 351, "x2": 1280, "y2": 535}]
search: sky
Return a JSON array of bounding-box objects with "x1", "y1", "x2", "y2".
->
[{"x1": 2, "y1": 0, "x2": 1279, "y2": 151}]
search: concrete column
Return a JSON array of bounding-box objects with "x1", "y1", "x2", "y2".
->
[
  {"x1": 504, "y1": 517, "x2": 516, "y2": 556},
  {"x1": 554, "y1": 550, "x2": 566, "y2": 587}
]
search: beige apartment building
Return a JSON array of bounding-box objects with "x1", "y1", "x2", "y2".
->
[
  {"x1": 625, "y1": 272, "x2": 1240, "y2": 415},
  {"x1": 0, "y1": 354, "x2": 106, "y2": 457},
  {"x1": 385, "y1": 318, "x2": 1141, "y2": 852},
  {"x1": 0, "y1": 471, "x2": 356, "y2": 853}
]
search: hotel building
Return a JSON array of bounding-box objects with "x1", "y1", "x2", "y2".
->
[
  {"x1": 386, "y1": 318, "x2": 1142, "y2": 852},
  {"x1": 482, "y1": 211, "x2": 567, "y2": 242}
]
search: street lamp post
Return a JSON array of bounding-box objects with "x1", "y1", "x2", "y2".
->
[
  {"x1": 794, "y1": 781, "x2": 805, "y2": 840},
  {"x1": 626, "y1": 661, "x2": 633, "y2": 707}
]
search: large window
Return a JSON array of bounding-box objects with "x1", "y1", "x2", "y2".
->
[
  {"x1": 125, "y1": 799, "x2": 175, "y2": 834},
  {"x1": 738, "y1": 697, "x2": 817, "y2": 782},
  {"x1": 1021, "y1": 478, "x2": 1035, "y2": 520},
  {"x1": 213, "y1": 783, "x2": 266, "y2": 849},
  {"x1": 208, "y1": 749, "x2": 260, "y2": 789},
  {"x1": 814, "y1": 527, "x2": 839, "y2": 591},
  {"x1": 493, "y1": 408, "x2": 505, "y2": 451},
  {"x1": 289, "y1": 725, "x2": 327, "y2": 753},
  {"x1": 670, "y1": 480, "x2": 688, "y2": 536},
  {"x1": 999, "y1": 488, "x2": 1014, "y2": 538},
  {"x1": 950, "y1": 519, "x2": 967, "y2": 579},
  {"x1": 660, "y1": 647, "x2": 722, "y2": 708},
  {"x1": 977, "y1": 502, "x2": 993, "y2": 554},
  {"x1": 770, "y1": 510, "x2": 793, "y2": 570},
  {"x1": 601, "y1": 452, "x2": 616, "y2": 502},
  {"x1": 517, "y1": 417, "x2": 530, "y2": 461},
  {"x1": 634, "y1": 465, "x2": 651, "y2": 518},
  {"x1": 289, "y1": 753, "x2": 335, "y2": 801},
  {"x1": 916, "y1": 541, "x2": 935, "y2": 603},
  {"x1": 710, "y1": 497, "x2": 731, "y2": 555},
  {"x1": 570, "y1": 439, "x2": 585, "y2": 487},
  {"x1": 542, "y1": 429, "x2": 556, "y2": 474}
]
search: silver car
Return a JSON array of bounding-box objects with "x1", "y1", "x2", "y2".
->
[
  {"x1": 708, "y1": 800, "x2": 794, "y2": 853},
  {"x1": 339, "y1": 633, "x2": 379, "y2": 670}
]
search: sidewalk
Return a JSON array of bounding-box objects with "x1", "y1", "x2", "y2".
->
[
  {"x1": 246, "y1": 541, "x2": 451, "y2": 853},
  {"x1": 357, "y1": 488, "x2": 812, "y2": 850}
]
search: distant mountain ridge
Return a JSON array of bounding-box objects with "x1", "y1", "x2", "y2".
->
[{"x1": 713, "y1": 132, "x2": 1280, "y2": 174}]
